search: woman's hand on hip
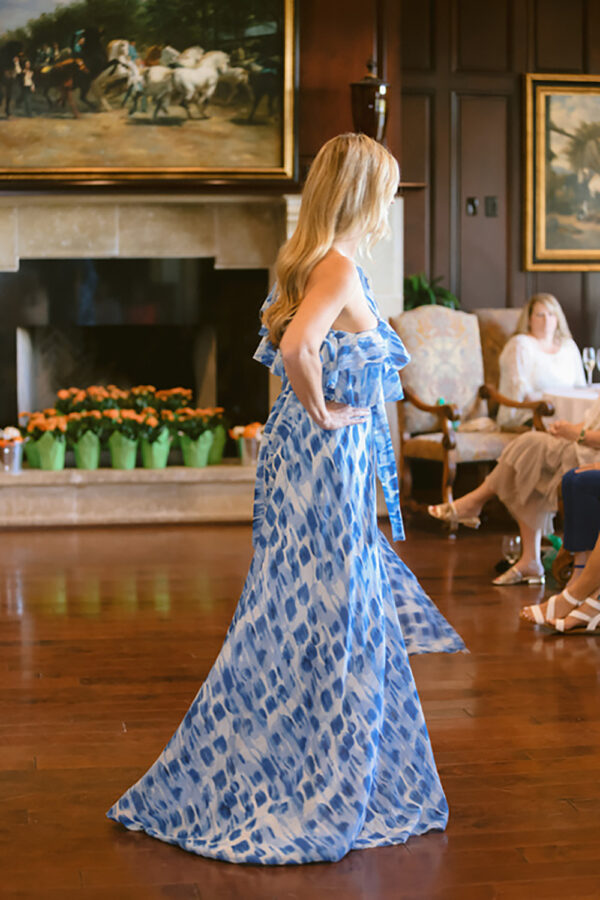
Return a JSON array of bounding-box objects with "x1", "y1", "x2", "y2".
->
[{"x1": 320, "y1": 401, "x2": 371, "y2": 430}]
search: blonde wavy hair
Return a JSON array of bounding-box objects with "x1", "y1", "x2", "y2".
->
[
  {"x1": 263, "y1": 133, "x2": 399, "y2": 347},
  {"x1": 515, "y1": 293, "x2": 572, "y2": 344}
]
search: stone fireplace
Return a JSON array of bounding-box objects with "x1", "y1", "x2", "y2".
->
[{"x1": 0, "y1": 191, "x2": 403, "y2": 526}]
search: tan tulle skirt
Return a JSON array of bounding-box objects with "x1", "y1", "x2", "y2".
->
[{"x1": 486, "y1": 432, "x2": 579, "y2": 534}]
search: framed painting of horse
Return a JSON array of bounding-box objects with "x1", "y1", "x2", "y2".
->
[
  {"x1": 525, "y1": 72, "x2": 600, "y2": 270},
  {"x1": 0, "y1": 0, "x2": 297, "y2": 186}
]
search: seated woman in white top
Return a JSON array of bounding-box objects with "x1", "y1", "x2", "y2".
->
[{"x1": 497, "y1": 292, "x2": 585, "y2": 430}]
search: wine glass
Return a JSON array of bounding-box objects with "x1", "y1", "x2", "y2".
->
[
  {"x1": 583, "y1": 347, "x2": 595, "y2": 386},
  {"x1": 501, "y1": 535, "x2": 521, "y2": 565}
]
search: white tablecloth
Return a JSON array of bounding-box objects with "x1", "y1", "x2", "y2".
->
[{"x1": 541, "y1": 385, "x2": 600, "y2": 423}]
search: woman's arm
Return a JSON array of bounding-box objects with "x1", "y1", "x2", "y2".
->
[
  {"x1": 497, "y1": 336, "x2": 534, "y2": 428},
  {"x1": 548, "y1": 418, "x2": 600, "y2": 449},
  {"x1": 498, "y1": 336, "x2": 532, "y2": 402},
  {"x1": 279, "y1": 255, "x2": 370, "y2": 430}
]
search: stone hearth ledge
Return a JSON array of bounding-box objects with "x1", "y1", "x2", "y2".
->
[{"x1": 0, "y1": 465, "x2": 256, "y2": 528}]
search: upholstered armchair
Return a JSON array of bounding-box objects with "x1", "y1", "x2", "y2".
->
[{"x1": 389, "y1": 305, "x2": 553, "y2": 514}]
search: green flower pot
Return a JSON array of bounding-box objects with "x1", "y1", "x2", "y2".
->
[
  {"x1": 181, "y1": 431, "x2": 214, "y2": 468},
  {"x1": 24, "y1": 439, "x2": 40, "y2": 468},
  {"x1": 108, "y1": 432, "x2": 138, "y2": 470},
  {"x1": 207, "y1": 423, "x2": 227, "y2": 465},
  {"x1": 37, "y1": 432, "x2": 66, "y2": 471},
  {"x1": 74, "y1": 431, "x2": 101, "y2": 470},
  {"x1": 141, "y1": 429, "x2": 171, "y2": 469}
]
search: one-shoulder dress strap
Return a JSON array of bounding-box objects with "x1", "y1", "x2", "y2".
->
[{"x1": 356, "y1": 265, "x2": 380, "y2": 319}]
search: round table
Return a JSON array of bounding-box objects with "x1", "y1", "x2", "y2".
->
[{"x1": 541, "y1": 385, "x2": 600, "y2": 423}]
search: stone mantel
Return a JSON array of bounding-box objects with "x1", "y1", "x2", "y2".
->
[
  {"x1": 0, "y1": 192, "x2": 291, "y2": 274},
  {"x1": 0, "y1": 189, "x2": 403, "y2": 318}
]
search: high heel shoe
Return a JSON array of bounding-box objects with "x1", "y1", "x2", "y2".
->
[
  {"x1": 427, "y1": 502, "x2": 481, "y2": 530},
  {"x1": 492, "y1": 565, "x2": 545, "y2": 586}
]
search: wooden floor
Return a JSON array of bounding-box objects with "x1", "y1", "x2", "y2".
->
[{"x1": 3, "y1": 520, "x2": 600, "y2": 899}]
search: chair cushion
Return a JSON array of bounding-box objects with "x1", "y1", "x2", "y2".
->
[
  {"x1": 403, "y1": 429, "x2": 517, "y2": 463},
  {"x1": 390, "y1": 306, "x2": 486, "y2": 434},
  {"x1": 474, "y1": 307, "x2": 521, "y2": 388}
]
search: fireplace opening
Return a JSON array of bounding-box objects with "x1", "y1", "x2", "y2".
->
[{"x1": 0, "y1": 258, "x2": 270, "y2": 428}]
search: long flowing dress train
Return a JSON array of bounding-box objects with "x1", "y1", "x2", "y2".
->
[{"x1": 106, "y1": 267, "x2": 465, "y2": 864}]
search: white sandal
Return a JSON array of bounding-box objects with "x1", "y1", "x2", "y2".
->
[
  {"x1": 552, "y1": 597, "x2": 600, "y2": 634},
  {"x1": 493, "y1": 565, "x2": 545, "y2": 586},
  {"x1": 520, "y1": 589, "x2": 582, "y2": 625}
]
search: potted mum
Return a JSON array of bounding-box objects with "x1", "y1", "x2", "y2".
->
[
  {"x1": 129, "y1": 385, "x2": 157, "y2": 412},
  {"x1": 177, "y1": 408, "x2": 214, "y2": 467},
  {"x1": 139, "y1": 410, "x2": 172, "y2": 469},
  {"x1": 207, "y1": 407, "x2": 228, "y2": 465},
  {"x1": 22, "y1": 411, "x2": 68, "y2": 470},
  {"x1": 66, "y1": 410, "x2": 104, "y2": 470},
  {"x1": 155, "y1": 387, "x2": 194, "y2": 412},
  {"x1": 0, "y1": 426, "x2": 24, "y2": 474},
  {"x1": 230, "y1": 422, "x2": 263, "y2": 466},
  {"x1": 104, "y1": 409, "x2": 142, "y2": 469}
]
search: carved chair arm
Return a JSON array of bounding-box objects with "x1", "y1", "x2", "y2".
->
[
  {"x1": 479, "y1": 384, "x2": 555, "y2": 432},
  {"x1": 402, "y1": 387, "x2": 458, "y2": 449}
]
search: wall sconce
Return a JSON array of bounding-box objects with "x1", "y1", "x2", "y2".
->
[{"x1": 350, "y1": 58, "x2": 389, "y2": 143}]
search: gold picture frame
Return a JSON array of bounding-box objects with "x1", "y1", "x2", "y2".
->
[
  {"x1": 0, "y1": 0, "x2": 297, "y2": 187},
  {"x1": 525, "y1": 72, "x2": 600, "y2": 271}
]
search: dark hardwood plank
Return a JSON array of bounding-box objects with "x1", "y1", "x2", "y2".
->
[{"x1": 2, "y1": 522, "x2": 600, "y2": 898}]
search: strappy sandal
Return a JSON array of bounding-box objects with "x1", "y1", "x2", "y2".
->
[
  {"x1": 549, "y1": 597, "x2": 600, "y2": 635},
  {"x1": 492, "y1": 565, "x2": 545, "y2": 586},
  {"x1": 427, "y1": 502, "x2": 481, "y2": 530},
  {"x1": 520, "y1": 589, "x2": 582, "y2": 624}
]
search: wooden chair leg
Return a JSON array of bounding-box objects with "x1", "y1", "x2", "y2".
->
[
  {"x1": 552, "y1": 546, "x2": 574, "y2": 589},
  {"x1": 400, "y1": 455, "x2": 413, "y2": 502},
  {"x1": 442, "y1": 451, "x2": 458, "y2": 538}
]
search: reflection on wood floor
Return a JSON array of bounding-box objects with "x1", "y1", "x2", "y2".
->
[{"x1": 2, "y1": 522, "x2": 600, "y2": 899}]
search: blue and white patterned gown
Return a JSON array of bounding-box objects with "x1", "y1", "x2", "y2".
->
[{"x1": 106, "y1": 266, "x2": 465, "y2": 865}]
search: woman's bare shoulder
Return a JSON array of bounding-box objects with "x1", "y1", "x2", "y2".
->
[{"x1": 307, "y1": 250, "x2": 359, "y2": 292}]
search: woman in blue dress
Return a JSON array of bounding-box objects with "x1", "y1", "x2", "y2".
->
[{"x1": 107, "y1": 133, "x2": 465, "y2": 865}]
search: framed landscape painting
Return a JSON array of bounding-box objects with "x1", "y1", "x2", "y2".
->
[
  {"x1": 525, "y1": 72, "x2": 600, "y2": 270},
  {"x1": 0, "y1": 0, "x2": 296, "y2": 186}
]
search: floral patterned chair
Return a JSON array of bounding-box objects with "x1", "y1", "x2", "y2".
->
[{"x1": 389, "y1": 305, "x2": 553, "y2": 523}]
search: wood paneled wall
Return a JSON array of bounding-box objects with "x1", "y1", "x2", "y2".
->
[
  {"x1": 298, "y1": 0, "x2": 402, "y2": 176},
  {"x1": 399, "y1": 0, "x2": 600, "y2": 343}
]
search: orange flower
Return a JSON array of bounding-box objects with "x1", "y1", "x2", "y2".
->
[
  {"x1": 103, "y1": 409, "x2": 120, "y2": 420},
  {"x1": 57, "y1": 389, "x2": 70, "y2": 400},
  {"x1": 146, "y1": 416, "x2": 159, "y2": 428},
  {"x1": 243, "y1": 422, "x2": 263, "y2": 438}
]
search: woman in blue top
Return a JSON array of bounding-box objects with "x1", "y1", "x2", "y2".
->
[{"x1": 106, "y1": 133, "x2": 464, "y2": 865}]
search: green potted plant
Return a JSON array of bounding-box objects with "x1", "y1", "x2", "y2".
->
[
  {"x1": 403, "y1": 273, "x2": 459, "y2": 310},
  {"x1": 139, "y1": 412, "x2": 172, "y2": 469},
  {"x1": 66, "y1": 410, "x2": 105, "y2": 470},
  {"x1": 22, "y1": 411, "x2": 68, "y2": 470},
  {"x1": 207, "y1": 407, "x2": 228, "y2": 465},
  {"x1": 104, "y1": 410, "x2": 141, "y2": 470},
  {"x1": 176, "y1": 408, "x2": 214, "y2": 468}
]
